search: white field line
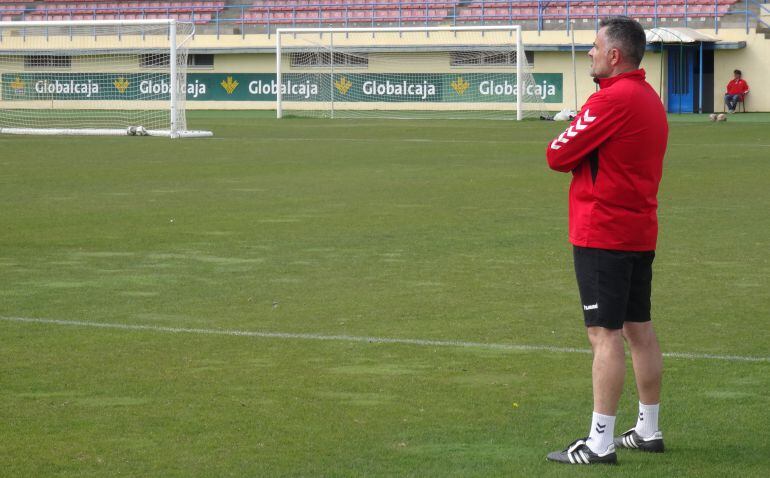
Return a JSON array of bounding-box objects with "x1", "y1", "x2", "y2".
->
[
  {"x1": 251, "y1": 137, "x2": 546, "y2": 145},
  {"x1": 232, "y1": 137, "x2": 770, "y2": 148},
  {"x1": 2, "y1": 316, "x2": 768, "y2": 364}
]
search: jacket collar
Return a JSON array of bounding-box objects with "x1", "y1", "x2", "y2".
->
[{"x1": 593, "y1": 69, "x2": 646, "y2": 89}]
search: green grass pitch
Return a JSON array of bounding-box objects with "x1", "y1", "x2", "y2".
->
[{"x1": 1, "y1": 111, "x2": 768, "y2": 477}]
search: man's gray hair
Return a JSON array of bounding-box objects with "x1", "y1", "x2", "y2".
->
[{"x1": 599, "y1": 16, "x2": 647, "y2": 67}]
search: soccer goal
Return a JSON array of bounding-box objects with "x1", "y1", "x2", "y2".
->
[
  {"x1": 275, "y1": 25, "x2": 549, "y2": 121},
  {"x1": 0, "y1": 20, "x2": 211, "y2": 138}
]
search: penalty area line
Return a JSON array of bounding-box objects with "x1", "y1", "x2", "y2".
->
[{"x1": 1, "y1": 316, "x2": 768, "y2": 364}]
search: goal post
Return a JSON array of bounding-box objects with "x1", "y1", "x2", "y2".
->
[
  {"x1": 276, "y1": 25, "x2": 548, "y2": 121},
  {"x1": 0, "y1": 19, "x2": 212, "y2": 138}
]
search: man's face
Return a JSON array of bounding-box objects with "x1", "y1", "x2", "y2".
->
[
  {"x1": 734, "y1": 72, "x2": 741, "y2": 80},
  {"x1": 589, "y1": 28, "x2": 615, "y2": 79}
]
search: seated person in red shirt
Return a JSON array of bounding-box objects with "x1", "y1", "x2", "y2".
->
[{"x1": 725, "y1": 69, "x2": 749, "y2": 112}]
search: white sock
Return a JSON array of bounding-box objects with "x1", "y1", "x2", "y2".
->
[
  {"x1": 586, "y1": 412, "x2": 616, "y2": 454},
  {"x1": 635, "y1": 402, "x2": 660, "y2": 438}
]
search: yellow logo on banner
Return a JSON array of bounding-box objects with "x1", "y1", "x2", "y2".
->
[
  {"x1": 450, "y1": 77, "x2": 470, "y2": 95},
  {"x1": 113, "y1": 77, "x2": 129, "y2": 93},
  {"x1": 334, "y1": 76, "x2": 353, "y2": 95},
  {"x1": 10, "y1": 77, "x2": 25, "y2": 92},
  {"x1": 221, "y1": 76, "x2": 239, "y2": 95}
]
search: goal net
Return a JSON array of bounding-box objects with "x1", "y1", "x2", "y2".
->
[
  {"x1": 0, "y1": 20, "x2": 211, "y2": 138},
  {"x1": 276, "y1": 26, "x2": 548, "y2": 121}
]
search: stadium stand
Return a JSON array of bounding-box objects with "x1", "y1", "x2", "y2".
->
[
  {"x1": 243, "y1": 0, "x2": 453, "y2": 25},
  {"x1": 0, "y1": 1, "x2": 24, "y2": 23},
  {"x1": 242, "y1": 0, "x2": 741, "y2": 27},
  {"x1": 0, "y1": 1, "x2": 746, "y2": 28},
  {"x1": 456, "y1": 0, "x2": 737, "y2": 23},
  {"x1": 14, "y1": 1, "x2": 226, "y2": 24}
]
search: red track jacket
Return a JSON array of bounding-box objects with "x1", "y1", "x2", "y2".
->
[
  {"x1": 546, "y1": 69, "x2": 668, "y2": 251},
  {"x1": 726, "y1": 78, "x2": 749, "y2": 97}
]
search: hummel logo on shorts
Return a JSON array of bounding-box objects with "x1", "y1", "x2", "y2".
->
[{"x1": 583, "y1": 303, "x2": 599, "y2": 311}]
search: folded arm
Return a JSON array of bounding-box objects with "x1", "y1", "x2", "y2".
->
[{"x1": 546, "y1": 94, "x2": 621, "y2": 173}]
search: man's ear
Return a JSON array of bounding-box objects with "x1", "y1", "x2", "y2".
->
[{"x1": 609, "y1": 48, "x2": 622, "y2": 66}]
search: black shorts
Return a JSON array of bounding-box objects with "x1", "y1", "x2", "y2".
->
[{"x1": 573, "y1": 246, "x2": 655, "y2": 330}]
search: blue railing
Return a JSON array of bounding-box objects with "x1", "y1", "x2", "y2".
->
[
  {"x1": 7, "y1": 0, "x2": 766, "y2": 37},
  {"x1": 748, "y1": 0, "x2": 770, "y2": 30}
]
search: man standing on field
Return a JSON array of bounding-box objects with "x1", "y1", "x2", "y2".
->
[{"x1": 544, "y1": 16, "x2": 668, "y2": 465}]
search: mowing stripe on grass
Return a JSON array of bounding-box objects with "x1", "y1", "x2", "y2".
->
[
  {"x1": 2, "y1": 316, "x2": 768, "y2": 364},
  {"x1": 228, "y1": 136, "x2": 770, "y2": 148}
]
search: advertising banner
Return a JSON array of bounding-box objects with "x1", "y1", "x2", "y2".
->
[{"x1": 1, "y1": 72, "x2": 563, "y2": 103}]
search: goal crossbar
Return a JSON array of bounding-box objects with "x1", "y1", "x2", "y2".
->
[
  {"x1": 0, "y1": 19, "x2": 176, "y2": 28},
  {"x1": 276, "y1": 26, "x2": 522, "y2": 34}
]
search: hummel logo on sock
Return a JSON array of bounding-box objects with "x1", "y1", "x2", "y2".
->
[
  {"x1": 595, "y1": 423, "x2": 606, "y2": 434},
  {"x1": 639, "y1": 412, "x2": 644, "y2": 422}
]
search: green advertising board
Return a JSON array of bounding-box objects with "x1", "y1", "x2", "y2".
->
[
  {"x1": 1, "y1": 73, "x2": 172, "y2": 101},
  {"x1": 1, "y1": 72, "x2": 562, "y2": 103},
  {"x1": 190, "y1": 72, "x2": 563, "y2": 103}
]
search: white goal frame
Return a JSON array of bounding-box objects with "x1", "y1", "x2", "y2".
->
[
  {"x1": 275, "y1": 25, "x2": 525, "y2": 121},
  {"x1": 0, "y1": 19, "x2": 211, "y2": 138}
]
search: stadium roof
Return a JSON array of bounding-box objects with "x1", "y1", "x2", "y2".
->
[
  {"x1": 645, "y1": 27, "x2": 719, "y2": 43},
  {"x1": 184, "y1": 28, "x2": 746, "y2": 54}
]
